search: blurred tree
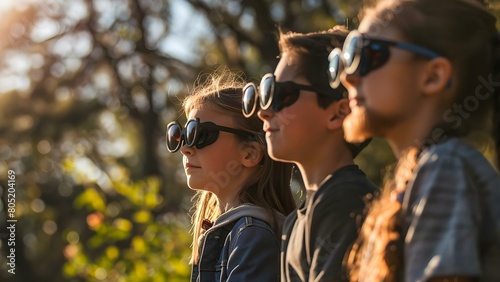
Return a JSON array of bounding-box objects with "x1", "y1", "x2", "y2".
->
[
  {"x1": 186, "y1": 0, "x2": 358, "y2": 77},
  {"x1": 0, "y1": 0, "x2": 195, "y2": 281}
]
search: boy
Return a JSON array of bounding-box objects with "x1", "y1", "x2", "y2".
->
[{"x1": 244, "y1": 27, "x2": 376, "y2": 281}]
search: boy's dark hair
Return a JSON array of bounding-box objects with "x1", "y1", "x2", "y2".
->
[
  {"x1": 278, "y1": 27, "x2": 371, "y2": 158},
  {"x1": 278, "y1": 26, "x2": 348, "y2": 109}
]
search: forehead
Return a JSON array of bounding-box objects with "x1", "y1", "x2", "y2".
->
[
  {"x1": 274, "y1": 53, "x2": 309, "y2": 84},
  {"x1": 186, "y1": 104, "x2": 235, "y2": 126},
  {"x1": 358, "y1": 13, "x2": 403, "y2": 41}
]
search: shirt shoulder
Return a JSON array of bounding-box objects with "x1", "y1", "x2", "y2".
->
[
  {"x1": 312, "y1": 165, "x2": 377, "y2": 214},
  {"x1": 410, "y1": 138, "x2": 499, "y2": 204},
  {"x1": 420, "y1": 138, "x2": 497, "y2": 178}
]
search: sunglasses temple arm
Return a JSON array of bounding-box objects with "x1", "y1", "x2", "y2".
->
[
  {"x1": 215, "y1": 125, "x2": 255, "y2": 139},
  {"x1": 394, "y1": 42, "x2": 441, "y2": 58}
]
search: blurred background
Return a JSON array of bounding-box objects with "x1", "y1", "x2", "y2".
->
[{"x1": 0, "y1": 0, "x2": 498, "y2": 281}]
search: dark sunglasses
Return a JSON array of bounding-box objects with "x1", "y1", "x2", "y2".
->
[
  {"x1": 242, "y1": 73, "x2": 344, "y2": 117},
  {"x1": 166, "y1": 118, "x2": 255, "y2": 153},
  {"x1": 328, "y1": 30, "x2": 442, "y2": 88}
]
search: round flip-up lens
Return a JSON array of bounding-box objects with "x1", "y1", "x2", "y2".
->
[
  {"x1": 166, "y1": 123, "x2": 182, "y2": 152},
  {"x1": 242, "y1": 84, "x2": 257, "y2": 117},
  {"x1": 328, "y1": 48, "x2": 343, "y2": 89},
  {"x1": 260, "y1": 75, "x2": 274, "y2": 110}
]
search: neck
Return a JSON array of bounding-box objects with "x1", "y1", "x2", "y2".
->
[
  {"x1": 214, "y1": 169, "x2": 256, "y2": 213},
  {"x1": 216, "y1": 194, "x2": 241, "y2": 213},
  {"x1": 296, "y1": 140, "x2": 354, "y2": 193},
  {"x1": 386, "y1": 105, "x2": 443, "y2": 157}
]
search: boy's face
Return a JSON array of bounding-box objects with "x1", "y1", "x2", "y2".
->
[{"x1": 257, "y1": 53, "x2": 333, "y2": 163}]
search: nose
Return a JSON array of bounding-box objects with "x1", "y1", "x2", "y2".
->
[
  {"x1": 341, "y1": 71, "x2": 361, "y2": 89},
  {"x1": 180, "y1": 143, "x2": 195, "y2": 156},
  {"x1": 257, "y1": 107, "x2": 274, "y2": 121}
]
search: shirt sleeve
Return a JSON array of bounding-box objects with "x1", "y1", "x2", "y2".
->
[
  {"x1": 404, "y1": 153, "x2": 481, "y2": 282},
  {"x1": 309, "y1": 188, "x2": 367, "y2": 282},
  {"x1": 226, "y1": 225, "x2": 280, "y2": 282}
]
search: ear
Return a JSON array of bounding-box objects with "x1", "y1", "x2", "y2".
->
[
  {"x1": 239, "y1": 141, "x2": 264, "y2": 168},
  {"x1": 326, "y1": 98, "x2": 351, "y2": 131},
  {"x1": 420, "y1": 57, "x2": 453, "y2": 96}
]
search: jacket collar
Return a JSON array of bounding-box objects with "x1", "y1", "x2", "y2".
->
[{"x1": 210, "y1": 203, "x2": 285, "y2": 231}]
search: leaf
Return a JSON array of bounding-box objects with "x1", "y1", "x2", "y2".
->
[
  {"x1": 113, "y1": 218, "x2": 133, "y2": 232},
  {"x1": 132, "y1": 236, "x2": 147, "y2": 254},
  {"x1": 133, "y1": 210, "x2": 151, "y2": 224},
  {"x1": 106, "y1": 246, "x2": 119, "y2": 260},
  {"x1": 74, "y1": 187, "x2": 106, "y2": 212},
  {"x1": 144, "y1": 193, "x2": 158, "y2": 209}
]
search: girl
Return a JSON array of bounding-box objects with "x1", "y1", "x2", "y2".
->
[
  {"x1": 328, "y1": 0, "x2": 500, "y2": 281},
  {"x1": 166, "y1": 69, "x2": 296, "y2": 282}
]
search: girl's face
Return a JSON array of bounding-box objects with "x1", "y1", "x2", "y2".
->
[
  {"x1": 258, "y1": 53, "x2": 331, "y2": 163},
  {"x1": 180, "y1": 105, "x2": 247, "y2": 196},
  {"x1": 341, "y1": 16, "x2": 427, "y2": 142}
]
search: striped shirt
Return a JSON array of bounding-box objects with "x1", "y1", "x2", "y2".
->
[{"x1": 402, "y1": 138, "x2": 500, "y2": 282}]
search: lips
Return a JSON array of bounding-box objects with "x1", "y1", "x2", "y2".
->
[
  {"x1": 263, "y1": 125, "x2": 279, "y2": 133},
  {"x1": 185, "y1": 163, "x2": 201, "y2": 169}
]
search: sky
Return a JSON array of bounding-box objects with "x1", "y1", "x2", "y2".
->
[
  {"x1": 0, "y1": 0, "x2": 214, "y2": 95},
  {"x1": 0, "y1": 0, "x2": 212, "y2": 64},
  {"x1": 161, "y1": 0, "x2": 214, "y2": 65}
]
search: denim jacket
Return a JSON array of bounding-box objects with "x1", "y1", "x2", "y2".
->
[{"x1": 191, "y1": 204, "x2": 285, "y2": 282}]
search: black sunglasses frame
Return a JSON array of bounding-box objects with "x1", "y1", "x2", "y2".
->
[
  {"x1": 242, "y1": 73, "x2": 344, "y2": 117},
  {"x1": 166, "y1": 118, "x2": 255, "y2": 153},
  {"x1": 328, "y1": 30, "x2": 442, "y2": 88}
]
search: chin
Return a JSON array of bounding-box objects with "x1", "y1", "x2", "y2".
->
[
  {"x1": 344, "y1": 106, "x2": 402, "y2": 143},
  {"x1": 186, "y1": 177, "x2": 205, "y2": 191},
  {"x1": 188, "y1": 180, "x2": 220, "y2": 194},
  {"x1": 267, "y1": 145, "x2": 292, "y2": 163},
  {"x1": 343, "y1": 107, "x2": 375, "y2": 143},
  {"x1": 186, "y1": 178, "x2": 200, "y2": 191}
]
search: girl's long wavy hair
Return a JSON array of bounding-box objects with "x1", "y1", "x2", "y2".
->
[
  {"x1": 183, "y1": 68, "x2": 296, "y2": 264},
  {"x1": 348, "y1": 0, "x2": 500, "y2": 281}
]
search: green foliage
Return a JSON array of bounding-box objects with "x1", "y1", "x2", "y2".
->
[
  {"x1": 75, "y1": 188, "x2": 107, "y2": 213},
  {"x1": 63, "y1": 178, "x2": 191, "y2": 281}
]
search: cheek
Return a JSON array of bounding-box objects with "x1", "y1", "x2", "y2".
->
[
  {"x1": 203, "y1": 139, "x2": 242, "y2": 170},
  {"x1": 187, "y1": 142, "x2": 242, "y2": 192},
  {"x1": 364, "y1": 76, "x2": 400, "y2": 110},
  {"x1": 278, "y1": 105, "x2": 316, "y2": 139},
  {"x1": 279, "y1": 105, "x2": 325, "y2": 147},
  {"x1": 266, "y1": 109, "x2": 307, "y2": 159},
  {"x1": 363, "y1": 68, "x2": 418, "y2": 114}
]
